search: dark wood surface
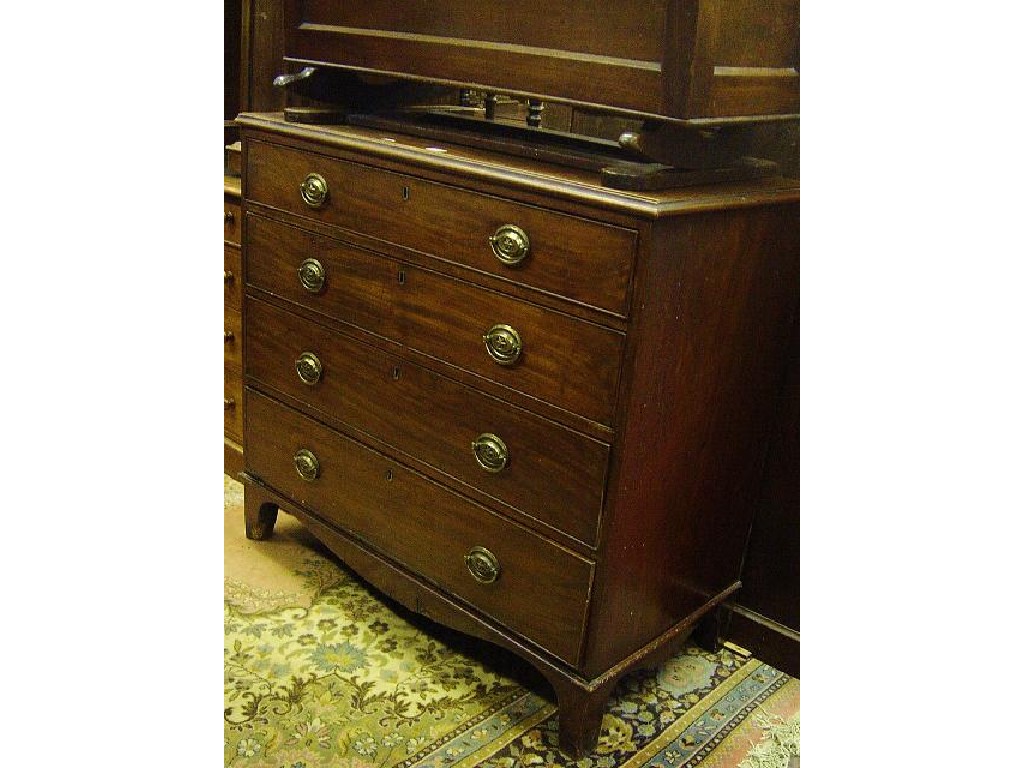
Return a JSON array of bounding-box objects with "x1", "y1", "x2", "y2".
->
[
  {"x1": 225, "y1": 0, "x2": 243, "y2": 121},
  {"x1": 244, "y1": 389, "x2": 595, "y2": 665},
  {"x1": 245, "y1": 138, "x2": 639, "y2": 317},
  {"x1": 245, "y1": 214, "x2": 625, "y2": 426},
  {"x1": 242, "y1": 475, "x2": 728, "y2": 758},
  {"x1": 225, "y1": 187, "x2": 244, "y2": 463},
  {"x1": 721, "y1": 325, "x2": 799, "y2": 676},
  {"x1": 237, "y1": 114, "x2": 800, "y2": 217},
  {"x1": 238, "y1": 116, "x2": 799, "y2": 753},
  {"x1": 281, "y1": 0, "x2": 799, "y2": 120},
  {"x1": 224, "y1": 244, "x2": 242, "y2": 310},
  {"x1": 241, "y1": 0, "x2": 287, "y2": 114},
  {"x1": 245, "y1": 296, "x2": 611, "y2": 548},
  {"x1": 737, "y1": 335, "x2": 799, "y2": 628},
  {"x1": 582, "y1": 203, "x2": 798, "y2": 677}
]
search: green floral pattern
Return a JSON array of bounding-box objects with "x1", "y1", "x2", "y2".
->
[{"x1": 225, "y1": 569, "x2": 531, "y2": 767}]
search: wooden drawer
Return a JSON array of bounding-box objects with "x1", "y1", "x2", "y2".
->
[
  {"x1": 246, "y1": 297, "x2": 610, "y2": 546},
  {"x1": 246, "y1": 140, "x2": 636, "y2": 316},
  {"x1": 244, "y1": 388, "x2": 593, "y2": 665},
  {"x1": 224, "y1": 198, "x2": 242, "y2": 245},
  {"x1": 225, "y1": 307, "x2": 242, "y2": 373},
  {"x1": 224, "y1": 244, "x2": 242, "y2": 312},
  {"x1": 246, "y1": 215, "x2": 623, "y2": 426},
  {"x1": 225, "y1": 303, "x2": 243, "y2": 439},
  {"x1": 224, "y1": 365, "x2": 243, "y2": 442}
]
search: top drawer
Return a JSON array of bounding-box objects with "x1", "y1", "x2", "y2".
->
[{"x1": 246, "y1": 140, "x2": 636, "y2": 317}]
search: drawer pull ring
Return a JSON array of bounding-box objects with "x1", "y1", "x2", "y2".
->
[
  {"x1": 295, "y1": 351, "x2": 323, "y2": 385},
  {"x1": 224, "y1": 210, "x2": 235, "y2": 223},
  {"x1": 488, "y1": 224, "x2": 530, "y2": 266},
  {"x1": 224, "y1": 398, "x2": 236, "y2": 409},
  {"x1": 293, "y1": 449, "x2": 321, "y2": 482},
  {"x1": 299, "y1": 172, "x2": 329, "y2": 208},
  {"x1": 471, "y1": 433, "x2": 509, "y2": 473},
  {"x1": 297, "y1": 258, "x2": 326, "y2": 293},
  {"x1": 465, "y1": 546, "x2": 501, "y2": 584},
  {"x1": 224, "y1": 270, "x2": 235, "y2": 283},
  {"x1": 483, "y1": 324, "x2": 522, "y2": 366},
  {"x1": 224, "y1": 330, "x2": 235, "y2": 342}
]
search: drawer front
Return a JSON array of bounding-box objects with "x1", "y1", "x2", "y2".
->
[
  {"x1": 224, "y1": 307, "x2": 242, "y2": 373},
  {"x1": 225, "y1": 300, "x2": 243, "y2": 441},
  {"x1": 224, "y1": 244, "x2": 242, "y2": 311},
  {"x1": 247, "y1": 140, "x2": 636, "y2": 316},
  {"x1": 224, "y1": 365, "x2": 243, "y2": 441},
  {"x1": 224, "y1": 198, "x2": 242, "y2": 245},
  {"x1": 246, "y1": 297, "x2": 609, "y2": 545},
  {"x1": 247, "y1": 215, "x2": 623, "y2": 425},
  {"x1": 245, "y1": 388, "x2": 593, "y2": 665}
]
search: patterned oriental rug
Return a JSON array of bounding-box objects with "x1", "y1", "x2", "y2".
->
[{"x1": 224, "y1": 476, "x2": 799, "y2": 768}]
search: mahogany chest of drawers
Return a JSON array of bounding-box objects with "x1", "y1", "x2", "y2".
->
[{"x1": 236, "y1": 112, "x2": 798, "y2": 755}]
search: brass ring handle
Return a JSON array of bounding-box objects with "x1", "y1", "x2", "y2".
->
[
  {"x1": 224, "y1": 270, "x2": 235, "y2": 283},
  {"x1": 293, "y1": 449, "x2": 321, "y2": 482},
  {"x1": 295, "y1": 351, "x2": 323, "y2": 386},
  {"x1": 297, "y1": 258, "x2": 326, "y2": 293},
  {"x1": 224, "y1": 330, "x2": 235, "y2": 342},
  {"x1": 465, "y1": 546, "x2": 501, "y2": 584},
  {"x1": 224, "y1": 210, "x2": 235, "y2": 223},
  {"x1": 224, "y1": 398, "x2": 236, "y2": 409},
  {"x1": 488, "y1": 224, "x2": 530, "y2": 266},
  {"x1": 483, "y1": 324, "x2": 522, "y2": 366},
  {"x1": 299, "y1": 172, "x2": 329, "y2": 208},
  {"x1": 471, "y1": 433, "x2": 509, "y2": 473}
]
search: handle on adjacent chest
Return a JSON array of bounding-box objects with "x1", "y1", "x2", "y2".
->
[
  {"x1": 471, "y1": 433, "x2": 509, "y2": 473},
  {"x1": 465, "y1": 546, "x2": 501, "y2": 584},
  {"x1": 483, "y1": 324, "x2": 522, "y2": 366},
  {"x1": 299, "y1": 172, "x2": 329, "y2": 208},
  {"x1": 293, "y1": 449, "x2": 321, "y2": 481},
  {"x1": 488, "y1": 224, "x2": 530, "y2": 266},
  {"x1": 295, "y1": 352, "x2": 323, "y2": 386}
]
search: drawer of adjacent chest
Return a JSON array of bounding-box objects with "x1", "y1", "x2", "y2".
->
[
  {"x1": 225, "y1": 306, "x2": 243, "y2": 441},
  {"x1": 244, "y1": 388, "x2": 593, "y2": 665},
  {"x1": 247, "y1": 215, "x2": 624, "y2": 426},
  {"x1": 246, "y1": 139, "x2": 636, "y2": 316},
  {"x1": 224, "y1": 244, "x2": 241, "y2": 311},
  {"x1": 246, "y1": 297, "x2": 609, "y2": 546},
  {"x1": 224, "y1": 199, "x2": 241, "y2": 245},
  {"x1": 224, "y1": 366, "x2": 242, "y2": 441}
]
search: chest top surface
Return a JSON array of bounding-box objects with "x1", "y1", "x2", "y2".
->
[{"x1": 235, "y1": 112, "x2": 799, "y2": 218}]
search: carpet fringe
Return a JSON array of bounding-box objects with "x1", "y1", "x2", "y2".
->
[{"x1": 738, "y1": 710, "x2": 800, "y2": 768}]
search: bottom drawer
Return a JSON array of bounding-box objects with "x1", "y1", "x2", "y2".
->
[{"x1": 244, "y1": 388, "x2": 593, "y2": 665}]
